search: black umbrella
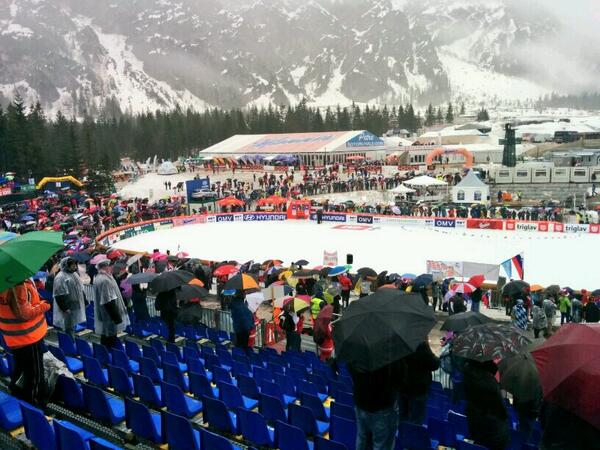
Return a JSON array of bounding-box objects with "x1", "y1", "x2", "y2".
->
[
  {"x1": 149, "y1": 270, "x2": 195, "y2": 293},
  {"x1": 295, "y1": 259, "x2": 309, "y2": 267},
  {"x1": 544, "y1": 284, "x2": 561, "y2": 298},
  {"x1": 128, "y1": 272, "x2": 159, "y2": 285},
  {"x1": 319, "y1": 266, "x2": 332, "y2": 277},
  {"x1": 71, "y1": 252, "x2": 92, "y2": 263},
  {"x1": 413, "y1": 273, "x2": 433, "y2": 289},
  {"x1": 502, "y1": 280, "x2": 530, "y2": 298},
  {"x1": 178, "y1": 284, "x2": 209, "y2": 303},
  {"x1": 452, "y1": 323, "x2": 531, "y2": 362},
  {"x1": 441, "y1": 311, "x2": 494, "y2": 332},
  {"x1": 333, "y1": 289, "x2": 436, "y2": 372},
  {"x1": 591, "y1": 289, "x2": 600, "y2": 298},
  {"x1": 357, "y1": 267, "x2": 377, "y2": 279},
  {"x1": 291, "y1": 269, "x2": 319, "y2": 279},
  {"x1": 377, "y1": 270, "x2": 388, "y2": 286},
  {"x1": 498, "y1": 352, "x2": 542, "y2": 401}
]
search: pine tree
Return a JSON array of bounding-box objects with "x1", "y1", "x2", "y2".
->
[
  {"x1": 445, "y1": 103, "x2": 454, "y2": 123},
  {"x1": 425, "y1": 103, "x2": 436, "y2": 126},
  {"x1": 338, "y1": 107, "x2": 351, "y2": 130},
  {"x1": 5, "y1": 95, "x2": 30, "y2": 177},
  {"x1": 477, "y1": 108, "x2": 490, "y2": 121},
  {"x1": 459, "y1": 102, "x2": 466, "y2": 116},
  {"x1": 324, "y1": 107, "x2": 336, "y2": 131},
  {"x1": 67, "y1": 118, "x2": 84, "y2": 176},
  {"x1": 0, "y1": 106, "x2": 6, "y2": 174},
  {"x1": 351, "y1": 103, "x2": 362, "y2": 130},
  {"x1": 436, "y1": 107, "x2": 444, "y2": 124},
  {"x1": 27, "y1": 102, "x2": 48, "y2": 179},
  {"x1": 311, "y1": 109, "x2": 324, "y2": 132}
]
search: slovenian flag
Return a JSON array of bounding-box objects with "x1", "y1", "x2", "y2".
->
[{"x1": 501, "y1": 253, "x2": 524, "y2": 280}]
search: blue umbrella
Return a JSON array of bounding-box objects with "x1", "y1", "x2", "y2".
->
[
  {"x1": 71, "y1": 251, "x2": 92, "y2": 263},
  {"x1": 413, "y1": 274, "x2": 433, "y2": 289},
  {"x1": 328, "y1": 265, "x2": 349, "y2": 277},
  {"x1": 401, "y1": 273, "x2": 417, "y2": 280},
  {"x1": 33, "y1": 271, "x2": 48, "y2": 280},
  {"x1": 20, "y1": 215, "x2": 34, "y2": 222}
]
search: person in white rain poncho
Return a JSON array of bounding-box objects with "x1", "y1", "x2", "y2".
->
[
  {"x1": 52, "y1": 257, "x2": 86, "y2": 336},
  {"x1": 94, "y1": 258, "x2": 130, "y2": 348}
]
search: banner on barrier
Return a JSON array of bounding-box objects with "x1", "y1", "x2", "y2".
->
[
  {"x1": 216, "y1": 214, "x2": 234, "y2": 222},
  {"x1": 153, "y1": 219, "x2": 174, "y2": 231},
  {"x1": 356, "y1": 215, "x2": 373, "y2": 224},
  {"x1": 172, "y1": 216, "x2": 206, "y2": 227},
  {"x1": 553, "y1": 223, "x2": 564, "y2": 232},
  {"x1": 243, "y1": 213, "x2": 287, "y2": 221},
  {"x1": 564, "y1": 223, "x2": 590, "y2": 233},
  {"x1": 434, "y1": 218, "x2": 456, "y2": 228},
  {"x1": 466, "y1": 219, "x2": 504, "y2": 230},
  {"x1": 590, "y1": 224, "x2": 600, "y2": 234},
  {"x1": 426, "y1": 260, "x2": 463, "y2": 278},
  {"x1": 310, "y1": 213, "x2": 347, "y2": 222}
]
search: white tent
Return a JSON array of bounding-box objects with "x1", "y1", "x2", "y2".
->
[
  {"x1": 452, "y1": 170, "x2": 490, "y2": 204},
  {"x1": 388, "y1": 184, "x2": 416, "y2": 194},
  {"x1": 404, "y1": 175, "x2": 447, "y2": 187},
  {"x1": 157, "y1": 161, "x2": 178, "y2": 175}
]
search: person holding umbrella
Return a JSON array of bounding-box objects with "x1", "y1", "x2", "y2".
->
[
  {"x1": 94, "y1": 258, "x2": 130, "y2": 348},
  {"x1": 230, "y1": 291, "x2": 255, "y2": 351}
]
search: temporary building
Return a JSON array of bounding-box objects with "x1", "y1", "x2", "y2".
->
[
  {"x1": 158, "y1": 161, "x2": 178, "y2": 175},
  {"x1": 452, "y1": 170, "x2": 490, "y2": 205}
]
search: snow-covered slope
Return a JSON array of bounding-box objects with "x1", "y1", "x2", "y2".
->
[{"x1": 0, "y1": 0, "x2": 595, "y2": 116}]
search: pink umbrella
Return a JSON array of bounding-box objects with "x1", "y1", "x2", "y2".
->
[
  {"x1": 450, "y1": 282, "x2": 476, "y2": 294},
  {"x1": 90, "y1": 254, "x2": 108, "y2": 265},
  {"x1": 176, "y1": 251, "x2": 189, "y2": 258},
  {"x1": 151, "y1": 253, "x2": 168, "y2": 261},
  {"x1": 443, "y1": 290, "x2": 455, "y2": 304}
]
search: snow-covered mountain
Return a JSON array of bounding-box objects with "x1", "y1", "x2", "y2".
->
[{"x1": 0, "y1": 0, "x2": 596, "y2": 116}]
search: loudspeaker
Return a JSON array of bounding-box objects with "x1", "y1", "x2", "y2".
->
[
  {"x1": 496, "y1": 276, "x2": 506, "y2": 291},
  {"x1": 346, "y1": 254, "x2": 353, "y2": 265}
]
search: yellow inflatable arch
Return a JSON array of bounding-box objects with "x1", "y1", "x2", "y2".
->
[{"x1": 36, "y1": 176, "x2": 84, "y2": 190}]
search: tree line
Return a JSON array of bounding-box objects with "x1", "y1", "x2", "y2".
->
[{"x1": 0, "y1": 96, "x2": 470, "y2": 179}]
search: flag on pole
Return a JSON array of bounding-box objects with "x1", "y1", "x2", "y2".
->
[
  {"x1": 501, "y1": 259, "x2": 513, "y2": 279},
  {"x1": 500, "y1": 253, "x2": 524, "y2": 280}
]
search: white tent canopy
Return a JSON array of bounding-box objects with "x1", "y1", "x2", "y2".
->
[
  {"x1": 157, "y1": 161, "x2": 178, "y2": 175},
  {"x1": 387, "y1": 184, "x2": 416, "y2": 194},
  {"x1": 452, "y1": 170, "x2": 490, "y2": 204},
  {"x1": 404, "y1": 175, "x2": 447, "y2": 187}
]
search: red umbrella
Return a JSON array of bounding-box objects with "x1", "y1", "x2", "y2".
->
[
  {"x1": 450, "y1": 282, "x2": 476, "y2": 294},
  {"x1": 531, "y1": 323, "x2": 600, "y2": 428},
  {"x1": 213, "y1": 264, "x2": 238, "y2": 277},
  {"x1": 107, "y1": 249, "x2": 124, "y2": 260},
  {"x1": 468, "y1": 274, "x2": 485, "y2": 288}
]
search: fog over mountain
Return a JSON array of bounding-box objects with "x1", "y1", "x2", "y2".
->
[{"x1": 0, "y1": 0, "x2": 598, "y2": 116}]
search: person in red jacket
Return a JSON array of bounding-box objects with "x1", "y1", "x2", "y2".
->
[{"x1": 338, "y1": 274, "x2": 352, "y2": 308}]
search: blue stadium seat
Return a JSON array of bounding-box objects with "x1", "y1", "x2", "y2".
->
[
  {"x1": 314, "y1": 436, "x2": 348, "y2": 450},
  {"x1": 237, "y1": 373, "x2": 260, "y2": 400},
  {"x1": 58, "y1": 332, "x2": 77, "y2": 356},
  {"x1": 166, "y1": 342, "x2": 184, "y2": 361},
  {"x1": 301, "y1": 392, "x2": 330, "y2": 422},
  {"x1": 82, "y1": 355, "x2": 109, "y2": 387},
  {"x1": 330, "y1": 414, "x2": 357, "y2": 450},
  {"x1": 162, "y1": 381, "x2": 202, "y2": 418},
  {"x1": 139, "y1": 356, "x2": 164, "y2": 384},
  {"x1": 81, "y1": 383, "x2": 125, "y2": 425},
  {"x1": 163, "y1": 350, "x2": 187, "y2": 372},
  {"x1": 183, "y1": 345, "x2": 201, "y2": 362},
  {"x1": 237, "y1": 407, "x2": 275, "y2": 447},
  {"x1": 202, "y1": 395, "x2": 237, "y2": 434},
  {"x1": 448, "y1": 410, "x2": 470, "y2": 438},
  {"x1": 53, "y1": 420, "x2": 93, "y2": 450},
  {"x1": 274, "y1": 373, "x2": 298, "y2": 398},
  {"x1": 330, "y1": 401, "x2": 355, "y2": 422},
  {"x1": 55, "y1": 375, "x2": 84, "y2": 410},
  {"x1": 212, "y1": 365, "x2": 237, "y2": 386},
  {"x1": 75, "y1": 338, "x2": 93, "y2": 358},
  {"x1": 49, "y1": 345, "x2": 83, "y2": 373},
  {"x1": 428, "y1": 417, "x2": 458, "y2": 447},
  {"x1": 218, "y1": 381, "x2": 259, "y2": 411},
  {"x1": 112, "y1": 348, "x2": 139, "y2": 374},
  {"x1": 232, "y1": 360, "x2": 252, "y2": 378},
  {"x1": 88, "y1": 437, "x2": 122, "y2": 450},
  {"x1": 107, "y1": 364, "x2": 134, "y2": 396},
  {"x1": 455, "y1": 441, "x2": 488, "y2": 450},
  {"x1": 164, "y1": 362, "x2": 190, "y2": 392},
  {"x1": 150, "y1": 338, "x2": 165, "y2": 355},
  {"x1": 275, "y1": 420, "x2": 314, "y2": 450},
  {"x1": 262, "y1": 380, "x2": 295, "y2": 405},
  {"x1": 259, "y1": 393, "x2": 287, "y2": 423},
  {"x1": 164, "y1": 411, "x2": 201, "y2": 450},
  {"x1": 20, "y1": 402, "x2": 56, "y2": 450},
  {"x1": 189, "y1": 371, "x2": 218, "y2": 399},
  {"x1": 0, "y1": 391, "x2": 22, "y2": 431},
  {"x1": 253, "y1": 366, "x2": 274, "y2": 385},
  {"x1": 200, "y1": 427, "x2": 244, "y2": 450},
  {"x1": 396, "y1": 421, "x2": 433, "y2": 450},
  {"x1": 333, "y1": 390, "x2": 354, "y2": 407},
  {"x1": 187, "y1": 358, "x2": 212, "y2": 381},
  {"x1": 288, "y1": 403, "x2": 329, "y2": 436},
  {"x1": 133, "y1": 373, "x2": 162, "y2": 408},
  {"x1": 298, "y1": 380, "x2": 328, "y2": 402},
  {"x1": 125, "y1": 397, "x2": 163, "y2": 444},
  {"x1": 125, "y1": 340, "x2": 142, "y2": 361},
  {"x1": 143, "y1": 345, "x2": 162, "y2": 366},
  {"x1": 92, "y1": 343, "x2": 112, "y2": 366}
]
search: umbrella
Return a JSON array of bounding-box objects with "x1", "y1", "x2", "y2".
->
[
  {"x1": 591, "y1": 289, "x2": 600, "y2": 298},
  {"x1": 33, "y1": 271, "x2": 48, "y2": 280},
  {"x1": 213, "y1": 265, "x2": 238, "y2": 277},
  {"x1": 295, "y1": 259, "x2": 309, "y2": 267},
  {"x1": 412, "y1": 274, "x2": 433, "y2": 289},
  {"x1": 333, "y1": 289, "x2": 436, "y2": 372},
  {"x1": 246, "y1": 291, "x2": 265, "y2": 313},
  {"x1": 468, "y1": 274, "x2": 485, "y2": 288},
  {"x1": 151, "y1": 252, "x2": 168, "y2": 262},
  {"x1": 441, "y1": 311, "x2": 494, "y2": 332},
  {"x1": 107, "y1": 249, "x2": 124, "y2": 260},
  {"x1": 224, "y1": 273, "x2": 259, "y2": 291},
  {"x1": 0, "y1": 231, "x2": 64, "y2": 292},
  {"x1": 502, "y1": 280, "x2": 530, "y2": 298},
  {"x1": 328, "y1": 265, "x2": 348, "y2": 277},
  {"x1": 126, "y1": 253, "x2": 144, "y2": 266},
  {"x1": 544, "y1": 284, "x2": 561, "y2": 298},
  {"x1": 452, "y1": 323, "x2": 531, "y2": 362},
  {"x1": 262, "y1": 259, "x2": 283, "y2": 269},
  {"x1": 291, "y1": 269, "x2": 319, "y2": 279},
  {"x1": 401, "y1": 273, "x2": 416, "y2": 280},
  {"x1": 127, "y1": 272, "x2": 158, "y2": 285},
  {"x1": 0, "y1": 232, "x2": 17, "y2": 245},
  {"x1": 531, "y1": 323, "x2": 600, "y2": 428},
  {"x1": 278, "y1": 270, "x2": 293, "y2": 281},
  {"x1": 176, "y1": 251, "x2": 189, "y2": 258},
  {"x1": 530, "y1": 284, "x2": 544, "y2": 292},
  {"x1": 319, "y1": 267, "x2": 332, "y2": 277},
  {"x1": 450, "y1": 282, "x2": 476, "y2": 294},
  {"x1": 189, "y1": 278, "x2": 205, "y2": 287},
  {"x1": 357, "y1": 267, "x2": 377, "y2": 279},
  {"x1": 90, "y1": 254, "x2": 107, "y2": 265},
  {"x1": 149, "y1": 270, "x2": 195, "y2": 293},
  {"x1": 283, "y1": 297, "x2": 311, "y2": 314},
  {"x1": 71, "y1": 251, "x2": 92, "y2": 263},
  {"x1": 178, "y1": 284, "x2": 209, "y2": 302},
  {"x1": 498, "y1": 352, "x2": 541, "y2": 402}
]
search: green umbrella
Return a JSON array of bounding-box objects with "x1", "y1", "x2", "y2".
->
[{"x1": 0, "y1": 231, "x2": 64, "y2": 292}]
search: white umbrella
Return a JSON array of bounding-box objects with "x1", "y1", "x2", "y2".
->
[
  {"x1": 126, "y1": 253, "x2": 144, "y2": 266},
  {"x1": 387, "y1": 184, "x2": 416, "y2": 194},
  {"x1": 404, "y1": 175, "x2": 447, "y2": 187},
  {"x1": 246, "y1": 291, "x2": 265, "y2": 313}
]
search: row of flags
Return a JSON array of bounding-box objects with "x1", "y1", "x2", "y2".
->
[{"x1": 501, "y1": 253, "x2": 524, "y2": 280}]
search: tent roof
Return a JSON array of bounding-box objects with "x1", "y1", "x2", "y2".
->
[
  {"x1": 404, "y1": 175, "x2": 447, "y2": 186},
  {"x1": 388, "y1": 184, "x2": 416, "y2": 194},
  {"x1": 455, "y1": 170, "x2": 488, "y2": 188}
]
